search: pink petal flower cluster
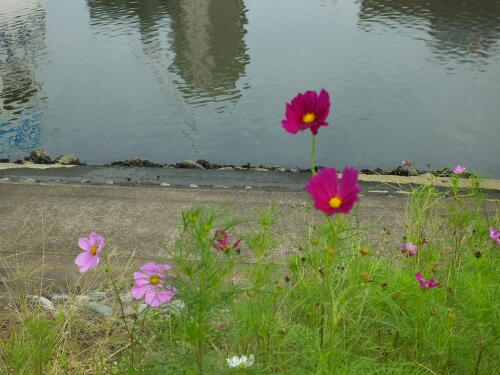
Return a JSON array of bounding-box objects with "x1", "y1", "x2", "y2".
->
[
  {"x1": 282, "y1": 89, "x2": 330, "y2": 135},
  {"x1": 131, "y1": 262, "x2": 177, "y2": 307},
  {"x1": 306, "y1": 167, "x2": 362, "y2": 215},
  {"x1": 212, "y1": 230, "x2": 242, "y2": 253},
  {"x1": 453, "y1": 165, "x2": 467, "y2": 174},
  {"x1": 489, "y1": 227, "x2": 500, "y2": 244},
  {"x1": 415, "y1": 273, "x2": 440, "y2": 289},
  {"x1": 75, "y1": 232, "x2": 105, "y2": 273},
  {"x1": 401, "y1": 160, "x2": 413, "y2": 167},
  {"x1": 401, "y1": 242, "x2": 418, "y2": 256}
]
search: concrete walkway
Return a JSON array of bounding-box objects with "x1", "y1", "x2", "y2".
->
[
  {"x1": 0, "y1": 180, "x2": 413, "y2": 288},
  {"x1": 0, "y1": 172, "x2": 498, "y2": 291}
]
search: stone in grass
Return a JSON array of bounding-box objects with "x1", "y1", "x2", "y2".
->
[
  {"x1": 25, "y1": 149, "x2": 52, "y2": 164},
  {"x1": 75, "y1": 295, "x2": 91, "y2": 306},
  {"x1": 27, "y1": 295, "x2": 55, "y2": 311},
  {"x1": 118, "y1": 292, "x2": 134, "y2": 305},
  {"x1": 49, "y1": 294, "x2": 71, "y2": 304},
  {"x1": 54, "y1": 154, "x2": 81, "y2": 165},
  {"x1": 123, "y1": 303, "x2": 148, "y2": 316},
  {"x1": 85, "y1": 302, "x2": 113, "y2": 318},
  {"x1": 161, "y1": 299, "x2": 186, "y2": 316},
  {"x1": 88, "y1": 290, "x2": 107, "y2": 302}
]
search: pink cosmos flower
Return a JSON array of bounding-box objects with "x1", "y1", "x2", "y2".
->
[
  {"x1": 75, "y1": 232, "x2": 105, "y2": 273},
  {"x1": 401, "y1": 242, "x2": 418, "y2": 256},
  {"x1": 131, "y1": 262, "x2": 177, "y2": 307},
  {"x1": 489, "y1": 227, "x2": 500, "y2": 244},
  {"x1": 306, "y1": 167, "x2": 362, "y2": 215},
  {"x1": 281, "y1": 89, "x2": 330, "y2": 135},
  {"x1": 453, "y1": 165, "x2": 467, "y2": 174},
  {"x1": 212, "y1": 230, "x2": 242, "y2": 253},
  {"x1": 415, "y1": 273, "x2": 441, "y2": 289}
]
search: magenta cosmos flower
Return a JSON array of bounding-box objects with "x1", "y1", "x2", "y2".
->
[
  {"x1": 282, "y1": 89, "x2": 330, "y2": 135},
  {"x1": 401, "y1": 242, "x2": 418, "y2": 256},
  {"x1": 75, "y1": 232, "x2": 105, "y2": 273},
  {"x1": 415, "y1": 273, "x2": 441, "y2": 289},
  {"x1": 213, "y1": 229, "x2": 242, "y2": 253},
  {"x1": 306, "y1": 167, "x2": 362, "y2": 215},
  {"x1": 489, "y1": 227, "x2": 500, "y2": 244},
  {"x1": 131, "y1": 262, "x2": 177, "y2": 307},
  {"x1": 453, "y1": 165, "x2": 467, "y2": 174}
]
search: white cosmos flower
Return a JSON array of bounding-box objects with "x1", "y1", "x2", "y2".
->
[{"x1": 226, "y1": 354, "x2": 255, "y2": 368}]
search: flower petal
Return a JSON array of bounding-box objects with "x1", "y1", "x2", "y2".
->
[
  {"x1": 282, "y1": 120, "x2": 300, "y2": 134},
  {"x1": 314, "y1": 89, "x2": 331, "y2": 122},
  {"x1": 75, "y1": 252, "x2": 99, "y2": 273},
  {"x1": 77, "y1": 237, "x2": 91, "y2": 252},
  {"x1": 339, "y1": 166, "x2": 362, "y2": 199}
]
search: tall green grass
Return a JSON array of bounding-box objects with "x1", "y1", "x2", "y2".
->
[{"x1": 1, "y1": 181, "x2": 498, "y2": 374}]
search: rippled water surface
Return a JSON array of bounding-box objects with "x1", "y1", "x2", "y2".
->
[{"x1": 1, "y1": 0, "x2": 499, "y2": 175}]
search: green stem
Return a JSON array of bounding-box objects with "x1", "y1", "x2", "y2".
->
[
  {"x1": 105, "y1": 255, "x2": 132, "y2": 342},
  {"x1": 311, "y1": 134, "x2": 317, "y2": 176}
]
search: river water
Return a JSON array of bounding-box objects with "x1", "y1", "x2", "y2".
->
[{"x1": 1, "y1": 0, "x2": 499, "y2": 175}]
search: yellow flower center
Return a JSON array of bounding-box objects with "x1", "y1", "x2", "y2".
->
[
  {"x1": 302, "y1": 112, "x2": 316, "y2": 124},
  {"x1": 149, "y1": 275, "x2": 161, "y2": 285},
  {"x1": 328, "y1": 196, "x2": 343, "y2": 209},
  {"x1": 90, "y1": 245, "x2": 98, "y2": 255}
]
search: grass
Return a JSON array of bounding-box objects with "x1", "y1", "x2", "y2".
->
[{"x1": 0, "y1": 178, "x2": 498, "y2": 374}]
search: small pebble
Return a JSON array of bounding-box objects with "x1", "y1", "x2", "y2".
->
[
  {"x1": 104, "y1": 180, "x2": 114, "y2": 185},
  {"x1": 213, "y1": 185, "x2": 229, "y2": 189},
  {"x1": 189, "y1": 184, "x2": 199, "y2": 188},
  {"x1": 25, "y1": 178, "x2": 37, "y2": 183},
  {"x1": 50, "y1": 294, "x2": 70, "y2": 304},
  {"x1": 85, "y1": 302, "x2": 113, "y2": 318},
  {"x1": 80, "y1": 179, "x2": 89, "y2": 183},
  {"x1": 88, "y1": 290, "x2": 107, "y2": 302},
  {"x1": 245, "y1": 186, "x2": 253, "y2": 190},
  {"x1": 75, "y1": 295, "x2": 91, "y2": 306},
  {"x1": 160, "y1": 183, "x2": 171, "y2": 187},
  {"x1": 27, "y1": 295, "x2": 55, "y2": 311}
]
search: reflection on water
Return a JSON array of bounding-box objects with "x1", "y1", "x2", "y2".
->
[
  {"x1": 87, "y1": 0, "x2": 249, "y2": 105},
  {"x1": 166, "y1": 0, "x2": 249, "y2": 104},
  {"x1": 1, "y1": 0, "x2": 499, "y2": 175},
  {"x1": 359, "y1": 0, "x2": 500, "y2": 67},
  {"x1": 0, "y1": 0, "x2": 45, "y2": 158}
]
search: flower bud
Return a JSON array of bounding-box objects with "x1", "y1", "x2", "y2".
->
[{"x1": 359, "y1": 246, "x2": 369, "y2": 255}]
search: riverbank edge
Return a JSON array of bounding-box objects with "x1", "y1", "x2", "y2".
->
[{"x1": 1, "y1": 161, "x2": 500, "y2": 192}]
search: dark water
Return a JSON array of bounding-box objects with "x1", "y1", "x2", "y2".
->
[{"x1": 1, "y1": 0, "x2": 499, "y2": 175}]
